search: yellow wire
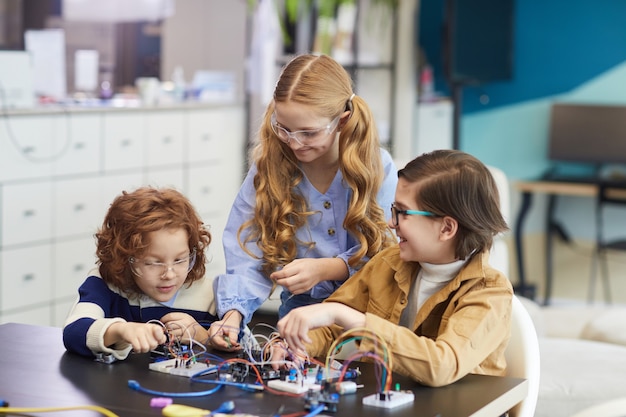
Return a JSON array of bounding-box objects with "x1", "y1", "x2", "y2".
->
[{"x1": 0, "y1": 405, "x2": 120, "y2": 417}]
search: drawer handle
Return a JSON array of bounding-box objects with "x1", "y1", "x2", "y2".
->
[
  {"x1": 73, "y1": 264, "x2": 85, "y2": 272},
  {"x1": 202, "y1": 186, "x2": 212, "y2": 195},
  {"x1": 23, "y1": 273, "x2": 35, "y2": 281},
  {"x1": 120, "y1": 138, "x2": 132, "y2": 147},
  {"x1": 74, "y1": 204, "x2": 85, "y2": 212},
  {"x1": 162, "y1": 136, "x2": 172, "y2": 144},
  {"x1": 202, "y1": 134, "x2": 211, "y2": 142},
  {"x1": 23, "y1": 209, "x2": 35, "y2": 217},
  {"x1": 22, "y1": 146, "x2": 36, "y2": 154}
]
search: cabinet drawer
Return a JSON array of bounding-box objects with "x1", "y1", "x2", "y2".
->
[
  {"x1": 103, "y1": 112, "x2": 145, "y2": 172},
  {"x1": 187, "y1": 107, "x2": 244, "y2": 164},
  {"x1": 146, "y1": 111, "x2": 185, "y2": 168},
  {"x1": 0, "y1": 304, "x2": 53, "y2": 326},
  {"x1": 54, "y1": 299, "x2": 76, "y2": 327},
  {"x1": 0, "y1": 115, "x2": 61, "y2": 182},
  {"x1": 203, "y1": 214, "x2": 227, "y2": 277},
  {"x1": 144, "y1": 167, "x2": 185, "y2": 191},
  {"x1": 54, "y1": 177, "x2": 102, "y2": 239},
  {"x1": 54, "y1": 238, "x2": 98, "y2": 300},
  {"x1": 1, "y1": 182, "x2": 53, "y2": 247},
  {"x1": 187, "y1": 164, "x2": 241, "y2": 219},
  {"x1": 1, "y1": 244, "x2": 52, "y2": 311},
  {"x1": 52, "y1": 113, "x2": 102, "y2": 176},
  {"x1": 100, "y1": 173, "x2": 144, "y2": 208}
]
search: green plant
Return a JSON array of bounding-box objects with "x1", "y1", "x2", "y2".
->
[
  {"x1": 247, "y1": 0, "x2": 398, "y2": 50},
  {"x1": 248, "y1": 0, "x2": 398, "y2": 22}
]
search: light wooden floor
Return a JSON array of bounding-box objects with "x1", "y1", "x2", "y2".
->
[{"x1": 510, "y1": 234, "x2": 626, "y2": 306}]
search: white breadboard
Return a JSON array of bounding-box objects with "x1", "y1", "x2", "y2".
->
[
  {"x1": 267, "y1": 378, "x2": 322, "y2": 394},
  {"x1": 266, "y1": 367, "x2": 344, "y2": 394},
  {"x1": 149, "y1": 358, "x2": 216, "y2": 378},
  {"x1": 362, "y1": 391, "x2": 415, "y2": 409}
]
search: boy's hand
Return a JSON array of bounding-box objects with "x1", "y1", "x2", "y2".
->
[
  {"x1": 277, "y1": 303, "x2": 366, "y2": 352},
  {"x1": 107, "y1": 322, "x2": 166, "y2": 353}
]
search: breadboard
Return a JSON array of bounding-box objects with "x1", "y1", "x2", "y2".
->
[
  {"x1": 149, "y1": 358, "x2": 216, "y2": 378},
  {"x1": 362, "y1": 391, "x2": 415, "y2": 409},
  {"x1": 266, "y1": 367, "x2": 344, "y2": 394},
  {"x1": 267, "y1": 379, "x2": 322, "y2": 394}
]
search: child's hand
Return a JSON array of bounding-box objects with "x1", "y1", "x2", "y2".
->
[
  {"x1": 207, "y1": 310, "x2": 242, "y2": 352},
  {"x1": 161, "y1": 312, "x2": 205, "y2": 343},
  {"x1": 277, "y1": 303, "x2": 366, "y2": 353},
  {"x1": 276, "y1": 304, "x2": 333, "y2": 352},
  {"x1": 268, "y1": 340, "x2": 289, "y2": 370},
  {"x1": 271, "y1": 258, "x2": 347, "y2": 294},
  {"x1": 107, "y1": 322, "x2": 166, "y2": 353}
]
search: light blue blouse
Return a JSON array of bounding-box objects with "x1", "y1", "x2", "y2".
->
[{"x1": 214, "y1": 148, "x2": 398, "y2": 325}]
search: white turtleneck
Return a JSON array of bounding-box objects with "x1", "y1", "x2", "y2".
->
[{"x1": 399, "y1": 258, "x2": 468, "y2": 328}]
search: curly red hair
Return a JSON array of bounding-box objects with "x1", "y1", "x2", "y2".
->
[{"x1": 95, "y1": 187, "x2": 211, "y2": 297}]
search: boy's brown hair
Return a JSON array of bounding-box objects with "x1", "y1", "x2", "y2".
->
[{"x1": 398, "y1": 150, "x2": 508, "y2": 260}]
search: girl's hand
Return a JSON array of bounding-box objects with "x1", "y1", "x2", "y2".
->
[
  {"x1": 270, "y1": 258, "x2": 348, "y2": 294},
  {"x1": 207, "y1": 310, "x2": 242, "y2": 352},
  {"x1": 106, "y1": 322, "x2": 166, "y2": 353},
  {"x1": 161, "y1": 312, "x2": 206, "y2": 343}
]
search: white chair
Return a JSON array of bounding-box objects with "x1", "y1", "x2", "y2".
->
[
  {"x1": 569, "y1": 397, "x2": 626, "y2": 417},
  {"x1": 488, "y1": 165, "x2": 511, "y2": 276},
  {"x1": 505, "y1": 295, "x2": 541, "y2": 417}
]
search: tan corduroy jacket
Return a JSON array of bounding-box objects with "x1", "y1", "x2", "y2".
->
[{"x1": 306, "y1": 245, "x2": 513, "y2": 387}]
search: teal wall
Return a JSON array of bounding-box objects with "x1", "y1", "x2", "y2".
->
[
  {"x1": 465, "y1": 62, "x2": 626, "y2": 180},
  {"x1": 419, "y1": 0, "x2": 626, "y2": 239}
]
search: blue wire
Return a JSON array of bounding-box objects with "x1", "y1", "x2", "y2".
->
[
  {"x1": 208, "y1": 400, "x2": 235, "y2": 415},
  {"x1": 303, "y1": 404, "x2": 326, "y2": 417},
  {"x1": 190, "y1": 375, "x2": 263, "y2": 392},
  {"x1": 198, "y1": 352, "x2": 226, "y2": 363},
  {"x1": 127, "y1": 379, "x2": 222, "y2": 397}
]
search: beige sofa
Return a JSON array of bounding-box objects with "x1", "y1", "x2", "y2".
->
[{"x1": 518, "y1": 296, "x2": 626, "y2": 417}]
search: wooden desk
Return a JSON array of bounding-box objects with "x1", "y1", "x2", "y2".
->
[
  {"x1": 0, "y1": 323, "x2": 528, "y2": 417},
  {"x1": 514, "y1": 179, "x2": 626, "y2": 304}
]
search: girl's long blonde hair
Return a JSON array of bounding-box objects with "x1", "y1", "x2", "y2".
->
[{"x1": 240, "y1": 54, "x2": 395, "y2": 277}]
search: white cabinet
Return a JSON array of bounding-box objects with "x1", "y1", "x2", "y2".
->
[
  {"x1": 1, "y1": 182, "x2": 54, "y2": 246},
  {"x1": 187, "y1": 107, "x2": 244, "y2": 164},
  {"x1": 103, "y1": 112, "x2": 146, "y2": 172},
  {"x1": 53, "y1": 237, "x2": 98, "y2": 301},
  {"x1": 54, "y1": 177, "x2": 102, "y2": 239},
  {"x1": 0, "y1": 114, "x2": 61, "y2": 182},
  {"x1": 1, "y1": 244, "x2": 53, "y2": 311},
  {"x1": 52, "y1": 114, "x2": 101, "y2": 177},
  {"x1": 0, "y1": 104, "x2": 245, "y2": 325},
  {"x1": 146, "y1": 110, "x2": 185, "y2": 168}
]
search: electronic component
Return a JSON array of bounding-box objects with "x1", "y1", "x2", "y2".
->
[
  {"x1": 149, "y1": 358, "x2": 216, "y2": 378},
  {"x1": 322, "y1": 381, "x2": 361, "y2": 395},
  {"x1": 94, "y1": 352, "x2": 116, "y2": 364},
  {"x1": 218, "y1": 362, "x2": 250, "y2": 382},
  {"x1": 362, "y1": 390, "x2": 415, "y2": 409},
  {"x1": 259, "y1": 366, "x2": 283, "y2": 380},
  {"x1": 150, "y1": 342, "x2": 191, "y2": 360},
  {"x1": 304, "y1": 390, "x2": 340, "y2": 413}
]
